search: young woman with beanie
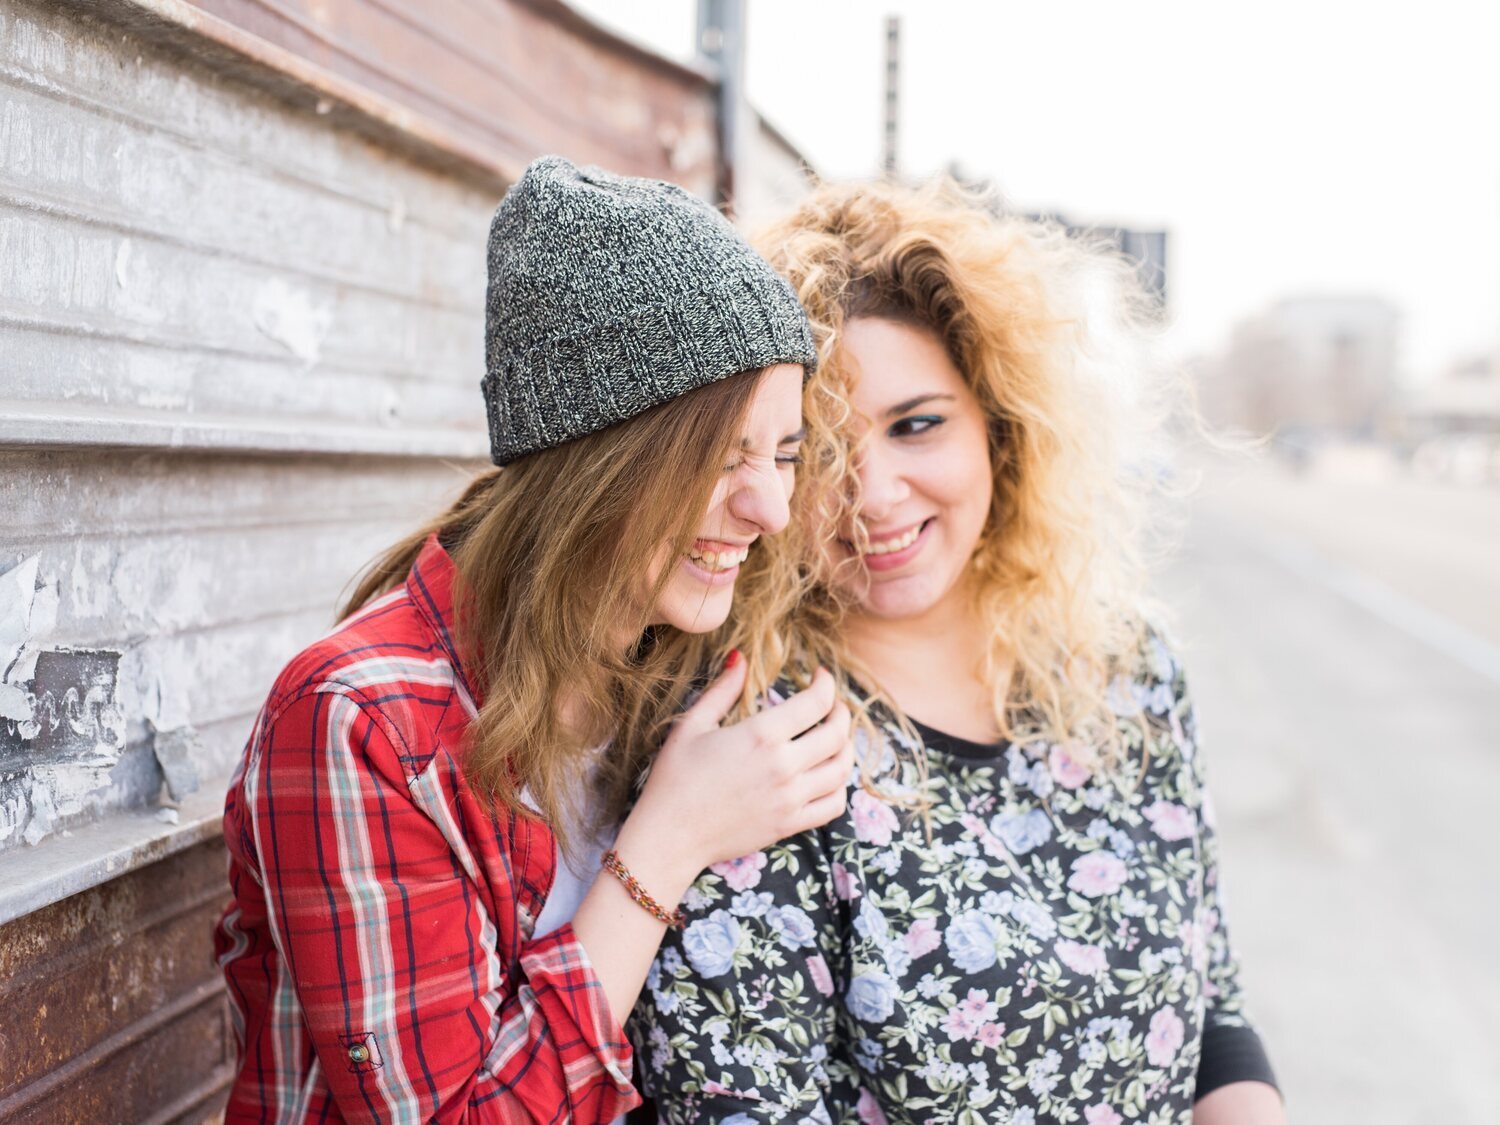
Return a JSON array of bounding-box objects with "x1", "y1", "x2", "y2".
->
[
  {"x1": 214, "y1": 157, "x2": 854, "y2": 1123},
  {"x1": 633, "y1": 180, "x2": 1284, "y2": 1123}
]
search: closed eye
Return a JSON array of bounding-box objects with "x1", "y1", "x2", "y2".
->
[
  {"x1": 731, "y1": 427, "x2": 805, "y2": 471},
  {"x1": 725, "y1": 448, "x2": 804, "y2": 471}
]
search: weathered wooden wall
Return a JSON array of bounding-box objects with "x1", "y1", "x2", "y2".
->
[
  {"x1": 0, "y1": 0, "x2": 497, "y2": 858},
  {"x1": 0, "y1": 0, "x2": 718, "y2": 1117}
]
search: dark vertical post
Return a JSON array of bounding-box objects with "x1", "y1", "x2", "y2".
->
[
  {"x1": 697, "y1": 0, "x2": 746, "y2": 213},
  {"x1": 883, "y1": 15, "x2": 900, "y2": 179}
]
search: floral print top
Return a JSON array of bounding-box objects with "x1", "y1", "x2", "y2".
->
[{"x1": 630, "y1": 636, "x2": 1276, "y2": 1123}]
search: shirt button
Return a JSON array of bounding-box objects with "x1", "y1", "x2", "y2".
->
[{"x1": 348, "y1": 1044, "x2": 370, "y2": 1063}]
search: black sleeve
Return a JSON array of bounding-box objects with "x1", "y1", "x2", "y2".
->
[{"x1": 1195, "y1": 1023, "x2": 1280, "y2": 1101}]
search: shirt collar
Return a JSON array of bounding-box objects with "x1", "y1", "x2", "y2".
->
[{"x1": 405, "y1": 534, "x2": 484, "y2": 707}]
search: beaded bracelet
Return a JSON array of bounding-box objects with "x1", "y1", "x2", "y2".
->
[{"x1": 600, "y1": 849, "x2": 686, "y2": 929}]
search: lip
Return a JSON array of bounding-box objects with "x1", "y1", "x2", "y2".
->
[
  {"x1": 856, "y1": 518, "x2": 933, "y2": 572},
  {"x1": 681, "y1": 555, "x2": 741, "y2": 587}
]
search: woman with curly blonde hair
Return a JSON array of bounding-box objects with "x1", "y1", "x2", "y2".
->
[{"x1": 632, "y1": 180, "x2": 1283, "y2": 1124}]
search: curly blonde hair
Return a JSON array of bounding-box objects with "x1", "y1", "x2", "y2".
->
[{"x1": 747, "y1": 177, "x2": 1188, "y2": 779}]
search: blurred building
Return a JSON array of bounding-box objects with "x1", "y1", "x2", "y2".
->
[
  {"x1": 947, "y1": 167, "x2": 1171, "y2": 307},
  {"x1": 1399, "y1": 352, "x2": 1500, "y2": 438},
  {"x1": 1041, "y1": 217, "x2": 1169, "y2": 306},
  {"x1": 1196, "y1": 295, "x2": 1401, "y2": 437}
]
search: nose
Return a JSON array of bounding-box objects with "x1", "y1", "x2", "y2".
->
[
  {"x1": 856, "y1": 440, "x2": 908, "y2": 524},
  {"x1": 726, "y1": 460, "x2": 793, "y2": 536}
]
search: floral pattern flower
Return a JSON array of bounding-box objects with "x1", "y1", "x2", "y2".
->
[
  {"x1": 711, "y1": 850, "x2": 769, "y2": 891},
  {"x1": 1146, "y1": 1006, "x2": 1186, "y2": 1068},
  {"x1": 1066, "y1": 851, "x2": 1129, "y2": 897},
  {"x1": 850, "y1": 789, "x2": 900, "y2": 846},
  {"x1": 632, "y1": 640, "x2": 1265, "y2": 1123}
]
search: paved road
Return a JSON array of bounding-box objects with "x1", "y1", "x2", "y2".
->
[{"x1": 1157, "y1": 460, "x2": 1499, "y2": 1123}]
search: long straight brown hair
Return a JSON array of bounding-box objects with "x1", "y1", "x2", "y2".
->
[{"x1": 340, "y1": 369, "x2": 771, "y2": 853}]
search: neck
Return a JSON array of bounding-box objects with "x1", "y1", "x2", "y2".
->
[{"x1": 843, "y1": 580, "x2": 1009, "y2": 743}]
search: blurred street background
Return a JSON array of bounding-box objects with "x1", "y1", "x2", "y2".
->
[
  {"x1": 4, "y1": 0, "x2": 1497, "y2": 1119},
  {"x1": 1164, "y1": 452, "x2": 1500, "y2": 1123}
]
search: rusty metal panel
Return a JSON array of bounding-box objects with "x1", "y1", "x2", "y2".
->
[{"x1": 0, "y1": 838, "x2": 234, "y2": 1123}]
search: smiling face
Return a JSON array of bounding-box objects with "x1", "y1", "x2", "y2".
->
[
  {"x1": 837, "y1": 316, "x2": 994, "y2": 623},
  {"x1": 647, "y1": 363, "x2": 806, "y2": 633}
]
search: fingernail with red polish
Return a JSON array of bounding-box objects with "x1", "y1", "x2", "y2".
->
[{"x1": 724, "y1": 649, "x2": 742, "y2": 671}]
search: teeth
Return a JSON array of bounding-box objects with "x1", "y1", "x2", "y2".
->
[
  {"x1": 864, "y1": 523, "x2": 923, "y2": 556},
  {"x1": 688, "y1": 544, "x2": 750, "y2": 572}
]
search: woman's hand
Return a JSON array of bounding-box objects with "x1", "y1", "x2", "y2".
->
[
  {"x1": 617, "y1": 657, "x2": 854, "y2": 900},
  {"x1": 572, "y1": 657, "x2": 854, "y2": 1024}
]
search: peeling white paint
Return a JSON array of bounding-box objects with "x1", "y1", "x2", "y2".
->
[
  {"x1": 0, "y1": 686, "x2": 29, "y2": 722},
  {"x1": 148, "y1": 719, "x2": 201, "y2": 801},
  {"x1": 22, "y1": 784, "x2": 57, "y2": 846},
  {"x1": 0, "y1": 556, "x2": 43, "y2": 676},
  {"x1": 1, "y1": 554, "x2": 58, "y2": 700},
  {"x1": 252, "y1": 277, "x2": 331, "y2": 367},
  {"x1": 0, "y1": 789, "x2": 30, "y2": 847},
  {"x1": 114, "y1": 235, "x2": 132, "y2": 288},
  {"x1": 70, "y1": 540, "x2": 113, "y2": 620},
  {"x1": 0, "y1": 555, "x2": 126, "y2": 848}
]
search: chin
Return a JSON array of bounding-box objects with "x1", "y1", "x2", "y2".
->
[
  {"x1": 858, "y1": 575, "x2": 946, "y2": 621},
  {"x1": 862, "y1": 593, "x2": 932, "y2": 621},
  {"x1": 657, "y1": 592, "x2": 733, "y2": 634}
]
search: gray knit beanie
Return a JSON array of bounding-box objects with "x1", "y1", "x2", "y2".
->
[{"x1": 482, "y1": 155, "x2": 816, "y2": 466}]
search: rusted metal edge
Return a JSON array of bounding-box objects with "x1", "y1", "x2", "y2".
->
[
  {"x1": 52, "y1": 0, "x2": 520, "y2": 191},
  {"x1": 0, "y1": 874, "x2": 231, "y2": 996},
  {"x1": 0, "y1": 975, "x2": 229, "y2": 1120},
  {"x1": 0, "y1": 783, "x2": 227, "y2": 927},
  {"x1": 0, "y1": 403, "x2": 491, "y2": 460},
  {"x1": 141, "y1": 1063, "x2": 236, "y2": 1125}
]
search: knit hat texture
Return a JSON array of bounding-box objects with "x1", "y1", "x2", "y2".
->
[{"x1": 482, "y1": 155, "x2": 815, "y2": 466}]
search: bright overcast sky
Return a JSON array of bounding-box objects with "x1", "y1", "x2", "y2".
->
[{"x1": 571, "y1": 0, "x2": 1500, "y2": 382}]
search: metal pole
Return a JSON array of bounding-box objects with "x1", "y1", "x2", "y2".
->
[
  {"x1": 697, "y1": 0, "x2": 746, "y2": 213},
  {"x1": 883, "y1": 15, "x2": 900, "y2": 179}
]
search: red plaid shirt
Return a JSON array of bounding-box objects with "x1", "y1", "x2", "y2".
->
[{"x1": 215, "y1": 535, "x2": 639, "y2": 1123}]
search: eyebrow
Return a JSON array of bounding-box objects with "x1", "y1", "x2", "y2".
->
[
  {"x1": 743, "y1": 427, "x2": 807, "y2": 449},
  {"x1": 885, "y1": 393, "x2": 956, "y2": 418}
]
